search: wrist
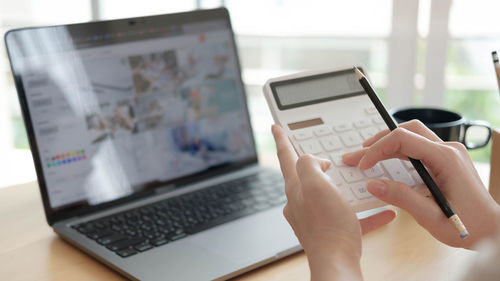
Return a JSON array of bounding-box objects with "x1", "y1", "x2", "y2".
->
[
  {"x1": 305, "y1": 237, "x2": 363, "y2": 281},
  {"x1": 482, "y1": 202, "x2": 500, "y2": 240},
  {"x1": 467, "y1": 202, "x2": 500, "y2": 249}
]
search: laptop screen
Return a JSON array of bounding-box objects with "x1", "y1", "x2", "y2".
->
[{"x1": 6, "y1": 9, "x2": 257, "y2": 215}]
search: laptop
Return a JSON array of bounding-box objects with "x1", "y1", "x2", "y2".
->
[{"x1": 4, "y1": 8, "x2": 300, "y2": 280}]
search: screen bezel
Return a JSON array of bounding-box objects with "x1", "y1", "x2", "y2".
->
[
  {"x1": 270, "y1": 68, "x2": 366, "y2": 110},
  {"x1": 4, "y1": 7, "x2": 259, "y2": 225}
]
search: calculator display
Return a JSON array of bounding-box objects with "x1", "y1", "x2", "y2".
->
[{"x1": 271, "y1": 69, "x2": 364, "y2": 110}]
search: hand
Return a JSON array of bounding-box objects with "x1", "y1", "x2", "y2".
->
[
  {"x1": 272, "y1": 125, "x2": 396, "y2": 281},
  {"x1": 342, "y1": 120, "x2": 500, "y2": 249}
]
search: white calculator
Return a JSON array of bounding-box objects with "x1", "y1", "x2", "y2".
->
[{"x1": 263, "y1": 67, "x2": 428, "y2": 212}]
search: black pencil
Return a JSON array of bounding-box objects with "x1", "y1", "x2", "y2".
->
[
  {"x1": 353, "y1": 66, "x2": 469, "y2": 239},
  {"x1": 492, "y1": 51, "x2": 500, "y2": 95}
]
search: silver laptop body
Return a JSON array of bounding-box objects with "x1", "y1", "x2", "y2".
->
[{"x1": 5, "y1": 8, "x2": 300, "y2": 280}]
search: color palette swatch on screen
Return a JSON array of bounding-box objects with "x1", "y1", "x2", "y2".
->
[{"x1": 47, "y1": 149, "x2": 86, "y2": 168}]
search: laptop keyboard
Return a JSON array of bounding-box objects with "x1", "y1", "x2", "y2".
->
[{"x1": 72, "y1": 171, "x2": 286, "y2": 258}]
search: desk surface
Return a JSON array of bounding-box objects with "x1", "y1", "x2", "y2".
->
[{"x1": 1, "y1": 156, "x2": 487, "y2": 280}]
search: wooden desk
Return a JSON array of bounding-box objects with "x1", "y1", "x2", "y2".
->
[{"x1": 1, "y1": 158, "x2": 485, "y2": 280}]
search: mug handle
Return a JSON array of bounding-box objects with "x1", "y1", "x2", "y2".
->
[{"x1": 463, "y1": 120, "x2": 492, "y2": 149}]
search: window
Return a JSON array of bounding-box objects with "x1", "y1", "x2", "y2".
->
[
  {"x1": 0, "y1": 0, "x2": 497, "y2": 188},
  {"x1": 223, "y1": 0, "x2": 393, "y2": 159},
  {"x1": 445, "y1": 0, "x2": 500, "y2": 161}
]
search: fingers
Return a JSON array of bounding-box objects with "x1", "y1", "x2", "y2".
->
[
  {"x1": 359, "y1": 209, "x2": 397, "y2": 235},
  {"x1": 344, "y1": 121, "x2": 443, "y2": 168},
  {"x1": 363, "y1": 120, "x2": 442, "y2": 147},
  {"x1": 400, "y1": 120, "x2": 442, "y2": 141},
  {"x1": 272, "y1": 125, "x2": 303, "y2": 202},
  {"x1": 362, "y1": 129, "x2": 390, "y2": 147},
  {"x1": 357, "y1": 127, "x2": 450, "y2": 170},
  {"x1": 342, "y1": 146, "x2": 408, "y2": 167},
  {"x1": 271, "y1": 125, "x2": 299, "y2": 182},
  {"x1": 295, "y1": 154, "x2": 330, "y2": 185},
  {"x1": 316, "y1": 156, "x2": 332, "y2": 172},
  {"x1": 366, "y1": 179, "x2": 443, "y2": 227},
  {"x1": 295, "y1": 154, "x2": 336, "y2": 197},
  {"x1": 342, "y1": 147, "x2": 368, "y2": 167}
]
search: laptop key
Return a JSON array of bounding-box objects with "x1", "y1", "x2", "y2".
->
[
  {"x1": 134, "y1": 242, "x2": 154, "y2": 252},
  {"x1": 116, "y1": 247, "x2": 137, "y2": 258},
  {"x1": 97, "y1": 233, "x2": 128, "y2": 245},
  {"x1": 86, "y1": 229, "x2": 115, "y2": 240},
  {"x1": 165, "y1": 229, "x2": 187, "y2": 241},
  {"x1": 76, "y1": 224, "x2": 95, "y2": 234},
  {"x1": 106, "y1": 237, "x2": 147, "y2": 251},
  {"x1": 184, "y1": 207, "x2": 256, "y2": 235},
  {"x1": 151, "y1": 237, "x2": 169, "y2": 246}
]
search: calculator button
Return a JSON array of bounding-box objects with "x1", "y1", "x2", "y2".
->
[
  {"x1": 365, "y1": 106, "x2": 377, "y2": 114},
  {"x1": 300, "y1": 140, "x2": 322, "y2": 154},
  {"x1": 339, "y1": 167, "x2": 365, "y2": 183},
  {"x1": 316, "y1": 153, "x2": 330, "y2": 160},
  {"x1": 340, "y1": 131, "x2": 363, "y2": 147},
  {"x1": 314, "y1": 127, "x2": 332, "y2": 137},
  {"x1": 294, "y1": 131, "x2": 313, "y2": 141},
  {"x1": 350, "y1": 182, "x2": 372, "y2": 199},
  {"x1": 319, "y1": 137, "x2": 342, "y2": 151},
  {"x1": 379, "y1": 176, "x2": 391, "y2": 181},
  {"x1": 329, "y1": 152, "x2": 346, "y2": 167},
  {"x1": 333, "y1": 122, "x2": 353, "y2": 132},
  {"x1": 409, "y1": 170, "x2": 424, "y2": 185},
  {"x1": 360, "y1": 127, "x2": 379, "y2": 140},
  {"x1": 354, "y1": 119, "x2": 372, "y2": 128},
  {"x1": 340, "y1": 188, "x2": 356, "y2": 203},
  {"x1": 372, "y1": 116, "x2": 384, "y2": 124},
  {"x1": 402, "y1": 160, "x2": 414, "y2": 169},
  {"x1": 381, "y1": 159, "x2": 415, "y2": 186},
  {"x1": 341, "y1": 145, "x2": 363, "y2": 154},
  {"x1": 363, "y1": 164, "x2": 384, "y2": 178}
]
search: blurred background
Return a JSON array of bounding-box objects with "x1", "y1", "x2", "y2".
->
[{"x1": 1, "y1": 0, "x2": 500, "y2": 188}]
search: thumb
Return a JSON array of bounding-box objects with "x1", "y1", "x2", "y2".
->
[
  {"x1": 366, "y1": 179, "x2": 442, "y2": 226},
  {"x1": 300, "y1": 154, "x2": 332, "y2": 173},
  {"x1": 359, "y1": 209, "x2": 397, "y2": 235},
  {"x1": 296, "y1": 154, "x2": 332, "y2": 183},
  {"x1": 315, "y1": 155, "x2": 332, "y2": 172}
]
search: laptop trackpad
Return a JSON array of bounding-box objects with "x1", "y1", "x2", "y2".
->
[{"x1": 189, "y1": 206, "x2": 299, "y2": 265}]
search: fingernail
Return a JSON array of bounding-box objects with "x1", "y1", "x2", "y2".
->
[
  {"x1": 321, "y1": 159, "x2": 332, "y2": 171},
  {"x1": 367, "y1": 180, "x2": 386, "y2": 196},
  {"x1": 271, "y1": 125, "x2": 277, "y2": 134},
  {"x1": 357, "y1": 156, "x2": 369, "y2": 170}
]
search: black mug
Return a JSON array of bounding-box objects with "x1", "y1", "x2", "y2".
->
[{"x1": 390, "y1": 107, "x2": 492, "y2": 149}]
